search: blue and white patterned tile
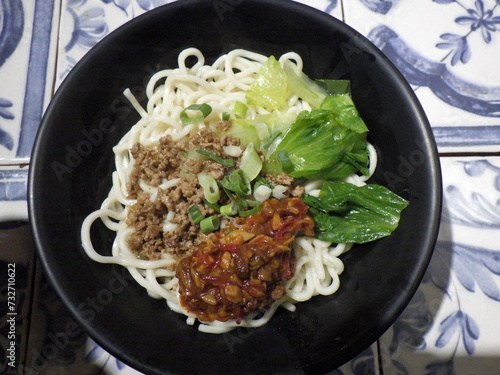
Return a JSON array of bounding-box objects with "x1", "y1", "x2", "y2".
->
[
  {"x1": 293, "y1": 0, "x2": 343, "y2": 18},
  {"x1": 56, "y1": 0, "x2": 341, "y2": 88},
  {"x1": 56, "y1": 0, "x2": 175, "y2": 87},
  {"x1": 343, "y1": 0, "x2": 500, "y2": 153},
  {"x1": 22, "y1": 264, "x2": 105, "y2": 375},
  {"x1": 0, "y1": 0, "x2": 60, "y2": 164},
  {"x1": 378, "y1": 156, "x2": 500, "y2": 375},
  {"x1": 0, "y1": 165, "x2": 28, "y2": 221}
]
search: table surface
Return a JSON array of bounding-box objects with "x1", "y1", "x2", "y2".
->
[{"x1": 1, "y1": 0, "x2": 500, "y2": 374}]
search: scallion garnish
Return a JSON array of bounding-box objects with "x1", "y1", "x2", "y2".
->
[
  {"x1": 253, "y1": 176, "x2": 273, "y2": 191},
  {"x1": 221, "y1": 169, "x2": 251, "y2": 198},
  {"x1": 197, "y1": 172, "x2": 221, "y2": 204},
  {"x1": 238, "y1": 202, "x2": 262, "y2": 217},
  {"x1": 188, "y1": 205, "x2": 205, "y2": 224},
  {"x1": 239, "y1": 142, "x2": 262, "y2": 181},
  {"x1": 233, "y1": 101, "x2": 248, "y2": 119},
  {"x1": 196, "y1": 149, "x2": 235, "y2": 167},
  {"x1": 204, "y1": 198, "x2": 221, "y2": 213},
  {"x1": 220, "y1": 203, "x2": 238, "y2": 216},
  {"x1": 180, "y1": 103, "x2": 212, "y2": 125},
  {"x1": 200, "y1": 215, "x2": 220, "y2": 234},
  {"x1": 222, "y1": 112, "x2": 230, "y2": 121}
]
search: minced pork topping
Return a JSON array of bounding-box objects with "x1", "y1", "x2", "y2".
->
[{"x1": 125, "y1": 126, "x2": 302, "y2": 265}]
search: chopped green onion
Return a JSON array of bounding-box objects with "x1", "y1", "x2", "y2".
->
[
  {"x1": 196, "y1": 149, "x2": 235, "y2": 167},
  {"x1": 220, "y1": 203, "x2": 238, "y2": 216},
  {"x1": 197, "y1": 172, "x2": 220, "y2": 204},
  {"x1": 222, "y1": 112, "x2": 230, "y2": 121},
  {"x1": 188, "y1": 205, "x2": 205, "y2": 224},
  {"x1": 200, "y1": 215, "x2": 220, "y2": 234},
  {"x1": 253, "y1": 185, "x2": 272, "y2": 202},
  {"x1": 238, "y1": 203, "x2": 262, "y2": 217},
  {"x1": 180, "y1": 104, "x2": 212, "y2": 125},
  {"x1": 255, "y1": 122, "x2": 270, "y2": 141},
  {"x1": 233, "y1": 101, "x2": 248, "y2": 119},
  {"x1": 239, "y1": 142, "x2": 262, "y2": 181},
  {"x1": 204, "y1": 198, "x2": 220, "y2": 213},
  {"x1": 221, "y1": 169, "x2": 251, "y2": 198},
  {"x1": 261, "y1": 130, "x2": 282, "y2": 149},
  {"x1": 253, "y1": 176, "x2": 273, "y2": 191}
]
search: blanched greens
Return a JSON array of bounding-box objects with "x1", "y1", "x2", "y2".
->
[
  {"x1": 198, "y1": 55, "x2": 408, "y2": 244},
  {"x1": 303, "y1": 181, "x2": 409, "y2": 243},
  {"x1": 263, "y1": 95, "x2": 370, "y2": 179}
]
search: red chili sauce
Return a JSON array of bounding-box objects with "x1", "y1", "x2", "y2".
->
[{"x1": 175, "y1": 198, "x2": 315, "y2": 323}]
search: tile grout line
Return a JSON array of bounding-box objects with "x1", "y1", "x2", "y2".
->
[{"x1": 17, "y1": 0, "x2": 57, "y2": 159}]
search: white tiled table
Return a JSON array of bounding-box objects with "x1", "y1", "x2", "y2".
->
[{"x1": 1, "y1": 0, "x2": 499, "y2": 374}]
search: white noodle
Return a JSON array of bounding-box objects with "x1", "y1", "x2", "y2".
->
[{"x1": 80, "y1": 48, "x2": 377, "y2": 333}]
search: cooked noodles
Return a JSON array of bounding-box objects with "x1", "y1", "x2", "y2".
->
[{"x1": 81, "y1": 48, "x2": 377, "y2": 333}]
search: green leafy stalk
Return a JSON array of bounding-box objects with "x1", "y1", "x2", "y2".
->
[
  {"x1": 303, "y1": 181, "x2": 409, "y2": 244},
  {"x1": 246, "y1": 56, "x2": 288, "y2": 110},
  {"x1": 264, "y1": 97, "x2": 370, "y2": 179}
]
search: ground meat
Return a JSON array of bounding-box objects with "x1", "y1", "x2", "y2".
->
[
  {"x1": 125, "y1": 128, "x2": 240, "y2": 260},
  {"x1": 264, "y1": 173, "x2": 305, "y2": 198}
]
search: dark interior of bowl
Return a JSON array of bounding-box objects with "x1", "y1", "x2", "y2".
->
[{"x1": 29, "y1": 0, "x2": 442, "y2": 374}]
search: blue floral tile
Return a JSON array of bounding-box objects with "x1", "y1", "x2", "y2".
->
[
  {"x1": 56, "y1": 0, "x2": 342, "y2": 87},
  {"x1": 0, "y1": 0, "x2": 60, "y2": 163},
  {"x1": 56, "y1": 0, "x2": 175, "y2": 86},
  {"x1": 378, "y1": 156, "x2": 500, "y2": 375},
  {"x1": 343, "y1": 0, "x2": 500, "y2": 153},
  {"x1": 0, "y1": 166, "x2": 28, "y2": 221},
  {"x1": 293, "y1": 0, "x2": 343, "y2": 18},
  {"x1": 23, "y1": 264, "x2": 104, "y2": 375}
]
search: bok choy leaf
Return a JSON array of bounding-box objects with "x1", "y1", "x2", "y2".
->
[
  {"x1": 303, "y1": 180, "x2": 409, "y2": 244},
  {"x1": 263, "y1": 94, "x2": 370, "y2": 179}
]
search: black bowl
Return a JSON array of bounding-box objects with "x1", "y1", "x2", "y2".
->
[{"x1": 29, "y1": 1, "x2": 442, "y2": 374}]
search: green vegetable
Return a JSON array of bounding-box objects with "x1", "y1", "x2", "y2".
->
[
  {"x1": 320, "y1": 94, "x2": 368, "y2": 134},
  {"x1": 233, "y1": 101, "x2": 248, "y2": 119},
  {"x1": 238, "y1": 202, "x2": 262, "y2": 217},
  {"x1": 316, "y1": 79, "x2": 351, "y2": 96},
  {"x1": 200, "y1": 215, "x2": 220, "y2": 234},
  {"x1": 264, "y1": 97, "x2": 370, "y2": 179},
  {"x1": 220, "y1": 203, "x2": 238, "y2": 216},
  {"x1": 221, "y1": 169, "x2": 251, "y2": 198},
  {"x1": 224, "y1": 119, "x2": 262, "y2": 147},
  {"x1": 196, "y1": 149, "x2": 235, "y2": 167},
  {"x1": 239, "y1": 142, "x2": 262, "y2": 181},
  {"x1": 303, "y1": 181, "x2": 409, "y2": 244},
  {"x1": 261, "y1": 130, "x2": 282, "y2": 149},
  {"x1": 188, "y1": 205, "x2": 204, "y2": 224},
  {"x1": 222, "y1": 112, "x2": 230, "y2": 121},
  {"x1": 197, "y1": 172, "x2": 220, "y2": 204},
  {"x1": 203, "y1": 198, "x2": 220, "y2": 213},
  {"x1": 252, "y1": 176, "x2": 273, "y2": 192},
  {"x1": 282, "y1": 60, "x2": 327, "y2": 109},
  {"x1": 180, "y1": 104, "x2": 212, "y2": 125},
  {"x1": 246, "y1": 56, "x2": 288, "y2": 110}
]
